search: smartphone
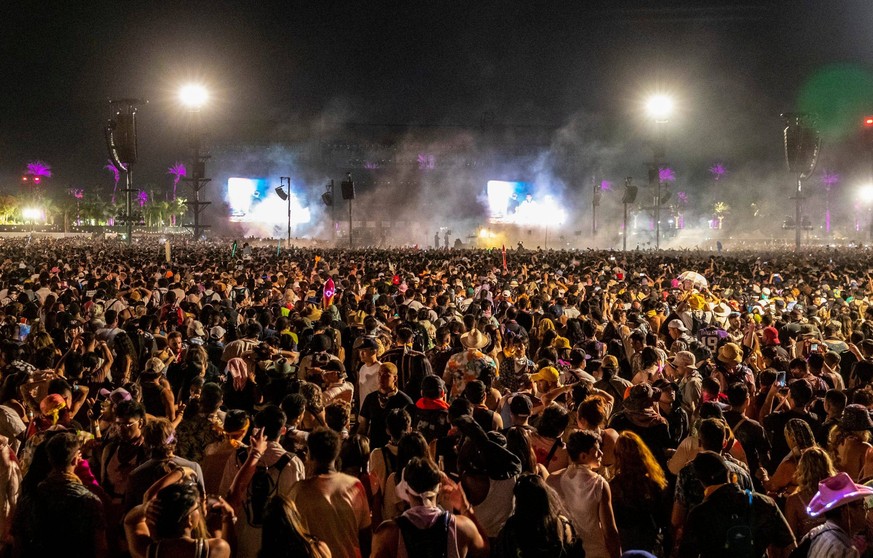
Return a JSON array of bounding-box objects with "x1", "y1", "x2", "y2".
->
[
  {"x1": 810, "y1": 343, "x2": 819, "y2": 353},
  {"x1": 775, "y1": 371, "x2": 786, "y2": 387},
  {"x1": 17, "y1": 323, "x2": 30, "y2": 342}
]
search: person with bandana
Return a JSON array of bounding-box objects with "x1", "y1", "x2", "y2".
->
[{"x1": 372, "y1": 456, "x2": 489, "y2": 558}]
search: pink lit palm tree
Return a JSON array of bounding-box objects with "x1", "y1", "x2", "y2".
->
[
  {"x1": 26, "y1": 161, "x2": 52, "y2": 178},
  {"x1": 167, "y1": 163, "x2": 186, "y2": 200}
]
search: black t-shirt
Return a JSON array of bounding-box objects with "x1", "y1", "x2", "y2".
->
[
  {"x1": 724, "y1": 410, "x2": 771, "y2": 480},
  {"x1": 679, "y1": 483, "x2": 793, "y2": 558},
  {"x1": 360, "y1": 389, "x2": 414, "y2": 449}
]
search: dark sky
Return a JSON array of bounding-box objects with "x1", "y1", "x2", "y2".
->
[{"x1": 2, "y1": 1, "x2": 873, "y2": 190}]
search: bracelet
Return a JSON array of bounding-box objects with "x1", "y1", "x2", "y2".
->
[{"x1": 222, "y1": 513, "x2": 238, "y2": 524}]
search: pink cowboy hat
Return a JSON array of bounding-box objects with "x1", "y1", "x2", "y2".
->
[{"x1": 807, "y1": 472, "x2": 873, "y2": 517}]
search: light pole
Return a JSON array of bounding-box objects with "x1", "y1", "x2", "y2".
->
[
  {"x1": 179, "y1": 84, "x2": 210, "y2": 240},
  {"x1": 860, "y1": 185, "x2": 873, "y2": 242},
  {"x1": 104, "y1": 98, "x2": 145, "y2": 245},
  {"x1": 275, "y1": 177, "x2": 292, "y2": 248},
  {"x1": 646, "y1": 95, "x2": 673, "y2": 250},
  {"x1": 781, "y1": 113, "x2": 821, "y2": 252}
]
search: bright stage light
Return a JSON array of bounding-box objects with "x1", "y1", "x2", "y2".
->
[
  {"x1": 22, "y1": 207, "x2": 43, "y2": 220},
  {"x1": 479, "y1": 228, "x2": 491, "y2": 238},
  {"x1": 646, "y1": 95, "x2": 674, "y2": 122},
  {"x1": 179, "y1": 84, "x2": 209, "y2": 108},
  {"x1": 859, "y1": 184, "x2": 873, "y2": 204}
]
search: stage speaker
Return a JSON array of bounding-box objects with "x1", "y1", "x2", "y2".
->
[
  {"x1": 322, "y1": 192, "x2": 333, "y2": 206},
  {"x1": 783, "y1": 114, "x2": 821, "y2": 179},
  {"x1": 341, "y1": 179, "x2": 355, "y2": 200},
  {"x1": 622, "y1": 185, "x2": 638, "y2": 204},
  {"x1": 115, "y1": 113, "x2": 138, "y2": 164}
]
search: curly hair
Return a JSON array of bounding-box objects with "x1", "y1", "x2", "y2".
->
[{"x1": 299, "y1": 382, "x2": 324, "y2": 415}]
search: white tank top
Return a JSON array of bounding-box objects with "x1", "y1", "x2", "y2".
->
[{"x1": 472, "y1": 477, "x2": 517, "y2": 537}]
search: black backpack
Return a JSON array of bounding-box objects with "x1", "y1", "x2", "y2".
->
[
  {"x1": 723, "y1": 489, "x2": 755, "y2": 556},
  {"x1": 240, "y1": 449, "x2": 292, "y2": 527}
]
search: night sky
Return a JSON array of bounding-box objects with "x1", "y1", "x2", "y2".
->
[{"x1": 2, "y1": 1, "x2": 873, "y2": 193}]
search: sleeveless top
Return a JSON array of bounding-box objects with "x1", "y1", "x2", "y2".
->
[
  {"x1": 551, "y1": 464, "x2": 610, "y2": 558},
  {"x1": 472, "y1": 477, "x2": 517, "y2": 538},
  {"x1": 396, "y1": 506, "x2": 460, "y2": 558},
  {"x1": 147, "y1": 539, "x2": 210, "y2": 558}
]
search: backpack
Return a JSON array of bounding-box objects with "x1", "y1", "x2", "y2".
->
[
  {"x1": 240, "y1": 448, "x2": 292, "y2": 527},
  {"x1": 161, "y1": 304, "x2": 184, "y2": 327},
  {"x1": 723, "y1": 489, "x2": 755, "y2": 556},
  {"x1": 395, "y1": 511, "x2": 450, "y2": 558}
]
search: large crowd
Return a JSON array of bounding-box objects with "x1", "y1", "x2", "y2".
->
[{"x1": 2, "y1": 236, "x2": 873, "y2": 557}]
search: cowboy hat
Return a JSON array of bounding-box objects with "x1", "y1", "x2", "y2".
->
[
  {"x1": 808, "y1": 472, "x2": 873, "y2": 517},
  {"x1": 460, "y1": 328, "x2": 490, "y2": 350}
]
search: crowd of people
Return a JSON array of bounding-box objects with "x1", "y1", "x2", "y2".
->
[{"x1": 2, "y1": 236, "x2": 873, "y2": 557}]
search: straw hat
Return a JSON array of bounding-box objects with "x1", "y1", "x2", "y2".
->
[
  {"x1": 717, "y1": 342, "x2": 743, "y2": 365},
  {"x1": 460, "y1": 328, "x2": 490, "y2": 350}
]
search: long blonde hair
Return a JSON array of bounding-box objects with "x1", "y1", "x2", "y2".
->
[
  {"x1": 261, "y1": 495, "x2": 330, "y2": 558},
  {"x1": 793, "y1": 447, "x2": 836, "y2": 496}
]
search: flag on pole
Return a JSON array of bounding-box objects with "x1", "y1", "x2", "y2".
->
[
  {"x1": 231, "y1": 240, "x2": 238, "y2": 259},
  {"x1": 165, "y1": 240, "x2": 172, "y2": 263},
  {"x1": 277, "y1": 238, "x2": 281, "y2": 256},
  {"x1": 323, "y1": 277, "x2": 335, "y2": 309},
  {"x1": 502, "y1": 244, "x2": 507, "y2": 271}
]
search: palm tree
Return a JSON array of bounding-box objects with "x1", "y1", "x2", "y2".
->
[
  {"x1": 713, "y1": 202, "x2": 731, "y2": 229},
  {"x1": 169, "y1": 197, "x2": 187, "y2": 227},
  {"x1": 0, "y1": 196, "x2": 19, "y2": 224},
  {"x1": 40, "y1": 198, "x2": 61, "y2": 228}
]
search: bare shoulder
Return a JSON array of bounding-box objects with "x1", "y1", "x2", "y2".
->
[
  {"x1": 374, "y1": 519, "x2": 399, "y2": 535},
  {"x1": 209, "y1": 538, "x2": 231, "y2": 558}
]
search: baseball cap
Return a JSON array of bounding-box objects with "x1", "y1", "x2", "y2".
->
[
  {"x1": 209, "y1": 326, "x2": 226, "y2": 340},
  {"x1": 668, "y1": 319, "x2": 688, "y2": 332},
  {"x1": 509, "y1": 394, "x2": 533, "y2": 417},
  {"x1": 530, "y1": 366, "x2": 559, "y2": 383},
  {"x1": 670, "y1": 351, "x2": 698, "y2": 369},
  {"x1": 357, "y1": 337, "x2": 379, "y2": 351},
  {"x1": 602, "y1": 355, "x2": 619, "y2": 370}
]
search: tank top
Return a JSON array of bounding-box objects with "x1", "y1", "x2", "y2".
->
[
  {"x1": 147, "y1": 538, "x2": 209, "y2": 558},
  {"x1": 472, "y1": 477, "x2": 517, "y2": 538},
  {"x1": 396, "y1": 507, "x2": 460, "y2": 558}
]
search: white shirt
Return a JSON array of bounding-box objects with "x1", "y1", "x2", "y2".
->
[{"x1": 357, "y1": 362, "x2": 381, "y2": 411}]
